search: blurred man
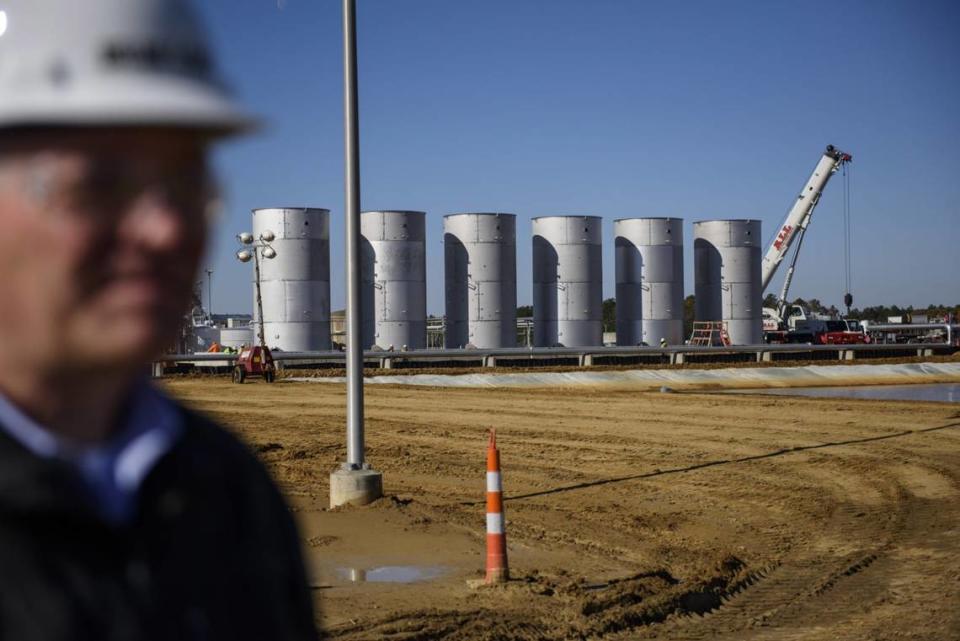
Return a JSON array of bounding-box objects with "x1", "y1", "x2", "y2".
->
[{"x1": 0, "y1": 1, "x2": 317, "y2": 639}]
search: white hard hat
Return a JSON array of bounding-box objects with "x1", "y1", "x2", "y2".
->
[{"x1": 0, "y1": 0, "x2": 255, "y2": 135}]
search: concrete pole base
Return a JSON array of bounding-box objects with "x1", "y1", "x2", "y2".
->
[{"x1": 330, "y1": 466, "x2": 383, "y2": 509}]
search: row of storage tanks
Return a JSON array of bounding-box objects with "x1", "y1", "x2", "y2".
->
[{"x1": 252, "y1": 207, "x2": 763, "y2": 351}]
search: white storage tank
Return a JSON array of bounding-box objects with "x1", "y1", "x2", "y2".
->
[
  {"x1": 444, "y1": 213, "x2": 517, "y2": 348},
  {"x1": 219, "y1": 327, "x2": 255, "y2": 349},
  {"x1": 614, "y1": 217, "x2": 684, "y2": 346},
  {"x1": 361, "y1": 210, "x2": 427, "y2": 350},
  {"x1": 531, "y1": 215, "x2": 603, "y2": 347},
  {"x1": 693, "y1": 219, "x2": 763, "y2": 345},
  {"x1": 252, "y1": 207, "x2": 331, "y2": 351}
]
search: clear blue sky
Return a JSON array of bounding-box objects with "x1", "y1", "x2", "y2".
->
[{"x1": 197, "y1": 0, "x2": 960, "y2": 316}]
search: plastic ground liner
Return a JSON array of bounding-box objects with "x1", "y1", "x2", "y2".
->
[{"x1": 290, "y1": 361, "x2": 960, "y2": 390}]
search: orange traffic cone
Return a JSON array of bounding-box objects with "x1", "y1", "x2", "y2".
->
[{"x1": 485, "y1": 429, "x2": 509, "y2": 583}]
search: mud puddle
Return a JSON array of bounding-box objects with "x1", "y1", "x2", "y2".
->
[{"x1": 336, "y1": 565, "x2": 450, "y2": 584}]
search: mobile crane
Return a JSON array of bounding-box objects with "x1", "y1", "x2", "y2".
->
[{"x1": 761, "y1": 145, "x2": 853, "y2": 341}]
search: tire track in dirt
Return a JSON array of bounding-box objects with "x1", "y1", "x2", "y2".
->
[{"x1": 646, "y1": 442, "x2": 960, "y2": 640}]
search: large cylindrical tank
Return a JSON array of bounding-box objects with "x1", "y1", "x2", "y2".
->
[
  {"x1": 693, "y1": 219, "x2": 762, "y2": 345},
  {"x1": 443, "y1": 213, "x2": 517, "y2": 348},
  {"x1": 614, "y1": 218, "x2": 684, "y2": 346},
  {"x1": 252, "y1": 207, "x2": 331, "y2": 351},
  {"x1": 219, "y1": 327, "x2": 254, "y2": 349},
  {"x1": 531, "y1": 216, "x2": 603, "y2": 347},
  {"x1": 361, "y1": 210, "x2": 427, "y2": 350}
]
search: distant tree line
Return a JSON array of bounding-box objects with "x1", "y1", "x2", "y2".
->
[{"x1": 762, "y1": 294, "x2": 958, "y2": 323}]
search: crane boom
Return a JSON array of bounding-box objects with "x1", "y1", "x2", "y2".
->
[{"x1": 760, "y1": 145, "x2": 853, "y2": 292}]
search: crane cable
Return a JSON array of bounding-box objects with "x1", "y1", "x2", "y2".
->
[{"x1": 842, "y1": 162, "x2": 853, "y2": 314}]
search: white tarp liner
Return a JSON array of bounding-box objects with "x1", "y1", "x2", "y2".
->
[{"x1": 290, "y1": 362, "x2": 960, "y2": 390}]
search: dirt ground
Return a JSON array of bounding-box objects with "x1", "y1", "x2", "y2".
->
[{"x1": 166, "y1": 376, "x2": 960, "y2": 640}]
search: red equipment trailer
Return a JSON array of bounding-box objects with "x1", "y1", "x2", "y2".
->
[{"x1": 232, "y1": 345, "x2": 276, "y2": 384}]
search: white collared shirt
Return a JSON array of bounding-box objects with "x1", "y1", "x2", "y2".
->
[{"x1": 0, "y1": 383, "x2": 183, "y2": 524}]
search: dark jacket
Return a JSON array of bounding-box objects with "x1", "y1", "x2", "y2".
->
[{"x1": 0, "y1": 406, "x2": 318, "y2": 641}]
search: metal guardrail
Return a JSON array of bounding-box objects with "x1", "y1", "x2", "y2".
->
[{"x1": 157, "y1": 341, "x2": 955, "y2": 370}]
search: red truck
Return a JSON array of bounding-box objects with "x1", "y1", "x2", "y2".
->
[
  {"x1": 817, "y1": 319, "x2": 870, "y2": 345},
  {"x1": 768, "y1": 318, "x2": 869, "y2": 345}
]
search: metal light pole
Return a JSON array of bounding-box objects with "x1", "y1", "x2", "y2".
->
[
  {"x1": 343, "y1": 0, "x2": 363, "y2": 469},
  {"x1": 251, "y1": 250, "x2": 266, "y2": 349},
  {"x1": 236, "y1": 231, "x2": 277, "y2": 351},
  {"x1": 330, "y1": 0, "x2": 382, "y2": 508},
  {"x1": 205, "y1": 268, "x2": 214, "y2": 322}
]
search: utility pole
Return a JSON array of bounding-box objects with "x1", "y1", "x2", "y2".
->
[{"x1": 329, "y1": 0, "x2": 382, "y2": 508}]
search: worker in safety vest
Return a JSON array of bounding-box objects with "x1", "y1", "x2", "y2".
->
[
  {"x1": 0, "y1": 2, "x2": 316, "y2": 639},
  {"x1": 660, "y1": 337, "x2": 668, "y2": 348}
]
